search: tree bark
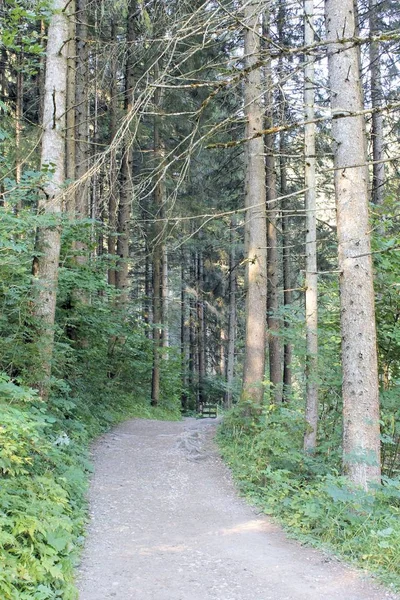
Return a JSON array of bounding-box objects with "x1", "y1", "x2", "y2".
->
[
  {"x1": 241, "y1": 1, "x2": 267, "y2": 407},
  {"x1": 197, "y1": 248, "x2": 206, "y2": 407},
  {"x1": 304, "y1": 0, "x2": 319, "y2": 452},
  {"x1": 225, "y1": 216, "x2": 237, "y2": 409},
  {"x1": 151, "y1": 236, "x2": 162, "y2": 406},
  {"x1": 107, "y1": 20, "x2": 119, "y2": 286},
  {"x1": 151, "y1": 51, "x2": 167, "y2": 404},
  {"x1": 66, "y1": 0, "x2": 76, "y2": 214},
  {"x1": 116, "y1": 0, "x2": 136, "y2": 300},
  {"x1": 32, "y1": 0, "x2": 68, "y2": 398},
  {"x1": 161, "y1": 245, "x2": 169, "y2": 348},
  {"x1": 280, "y1": 137, "x2": 293, "y2": 398},
  {"x1": 369, "y1": 0, "x2": 385, "y2": 206},
  {"x1": 264, "y1": 11, "x2": 282, "y2": 404},
  {"x1": 15, "y1": 52, "x2": 23, "y2": 189},
  {"x1": 181, "y1": 251, "x2": 189, "y2": 410},
  {"x1": 325, "y1": 0, "x2": 381, "y2": 488},
  {"x1": 75, "y1": 0, "x2": 89, "y2": 234},
  {"x1": 277, "y1": 1, "x2": 293, "y2": 400}
]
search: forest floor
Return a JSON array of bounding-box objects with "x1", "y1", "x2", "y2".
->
[{"x1": 77, "y1": 418, "x2": 399, "y2": 600}]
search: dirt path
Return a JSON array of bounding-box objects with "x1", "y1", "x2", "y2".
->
[{"x1": 77, "y1": 418, "x2": 398, "y2": 600}]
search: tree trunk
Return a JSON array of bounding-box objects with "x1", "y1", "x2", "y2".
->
[
  {"x1": 116, "y1": 0, "x2": 136, "y2": 299},
  {"x1": 280, "y1": 137, "x2": 293, "y2": 399},
  {"x1": 225, "y1": 216, "x2": 237, "y2": 409},
  {"x1": 151, "y1": 237, "x2": 162, "y2": 406},
  {"x1": 304, "y1": 0, "x2": 319, "y2": 452},
  {"x1": 15, "y1": 53, "x2": 23, "y2": 189},
  {"x1": 151, "y1": 52, "x2": 167, "y2": 403},
  {"x1": 75, "y1": 0, "x2": 89, "y2": 236},
  {"x1": 264, "y1": 12, "x2": 282, "y2": 404},
  {"x1": 107, "y1": 19, "x2": 119, "y2": 286},
  {"x1": 181, "y1": 252, "x2": 189, "y2": 410},
  {"x1": 241, "y1": 1, "x2": 267, "y2": 407},
  {"x1": 144, "y1": 239, "x2": 152, "y2": 330},
  {"x1": 161, "y1": 245, "x2": 169, "y2": 348},
  {"x1": 197, "y1": 249, "x2": 206, "y2": 407},
  {"x1": 325, "y1": 0, "x2": 381, "y2": 489},
  {"x1": 189, "y1": 252, "x2": 198, "y2": 410},
  {"x1": 32, "y1": 0, "x2": 68, "y2": 398},
  {"x1": 66, "y1": 0, "x2": 76, "y2": 214},
  {"x1": 277, "y1": 1, "x2": 293, "y2": 400},
  {"x1": 369, "y1": 0, "x2": 385, "y2": 206}
]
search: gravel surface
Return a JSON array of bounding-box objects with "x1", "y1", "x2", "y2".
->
[{"x1": 77, "y1": 418, "x2": 398, "y2": 600}]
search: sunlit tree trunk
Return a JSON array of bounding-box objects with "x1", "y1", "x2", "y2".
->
[
  {"x1": 32, "y1": 0, "x2": 68, "y2": 398},
  {"x1": 325, "y1": 0, "x2": 381, "y2": 489},
  {"x1": 242, "y1": 1, "x2": 267, "y2": 407},
  {"x1": 304, "y1": 0, "x2": 319, "y2": 452}
]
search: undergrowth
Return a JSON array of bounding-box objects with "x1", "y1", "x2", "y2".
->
[
  {"x1": 0, "y1": 374, "x2": 180, "y2": 600},
  {"x1": 218, "y1": 404, "x2": 400, "y2": 592}
]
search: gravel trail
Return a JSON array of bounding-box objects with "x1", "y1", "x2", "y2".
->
[{"x1": 77, "y1": 418, "x2": 398, "y2": 600}]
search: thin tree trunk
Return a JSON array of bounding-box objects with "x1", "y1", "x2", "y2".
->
[
  {"x1": 75, "y1": 0, "x2": 89, "y2": 244},
  {"x1": 144, "y1": 240, "x2": 152, "y2": 330},
  {"x1": 66, "y1": 0, "x2": 76, "y2": 214},
  {"x1": 151, "y1": 52, "x2": 167, "y2": 403},
  {"x1": 15, "y1": 54, "x2": 23, "y2": 188},
  {"x1": 219, "y1": 327, "x2": 226, "y2": 379},
  {"x1": 197, "y1": 249, "x2": 206, "y2": 407},
  {"x1": 277, "y1": 1, "x2": 293, "y2": 400},
  {"x1": 162, "y1": 245, "x2": 169, "y2": 348},
  {"x1": 280, "y1": 137, "x2": 293, "y2": 398},
  {"x1": 151, "y1": 237, "x2": 162, "y2": 406},
  {"x1": 225, "y1": 215, "x2": 237, "y2": 409},
  {"x1": 189, "y1": 294, "x2": 196, "y2": 410},
  {"x1": 242, "y1": 1, "x2": 267, "y2": 407},
  {"x1": 264, "y1": 11, "x2": 282, "y2": 404},
  {"x1": 32, "y1": 0, "x2": 68, "y2": 398},
  {"x1": 325, "y1": 0, "x2": 381, "y2": 489},
  {"x1": 116, "y1": 0, "x2": 136, "y2": 300},
  {"x1": 38, "y1": 20, "x2": 46, "y2": 126},
  {"x1": 369, "y1": 0, "x2": 385, "y2": 206},
  {"x1": 304, "y1": 0, "x2": 319, "y2": 452},
  {"x1": 189, "y1": 251, "x2": 198, "y2": 410},
  {"x1": 107, "y1": 20, "x2": 119, "y2": 286},
  {"x1": 181, "y1": 252, "x2": 189, "y2": 410}
]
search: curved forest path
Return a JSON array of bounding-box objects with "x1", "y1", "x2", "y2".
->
[{"x1": 77, "y1": 418, "x2": 398, "y2": 600}]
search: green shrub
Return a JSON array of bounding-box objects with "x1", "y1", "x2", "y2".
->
[
  {"x1": 218, "y1": 405, "x2": 400, "y2": 591},
  {"x1": 0, "y1": 374, "x2": 180, "y2": 599}
]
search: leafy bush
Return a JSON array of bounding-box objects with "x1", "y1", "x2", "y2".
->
[{"x1": 0, "y1": 372, "x2": 180, "y2": 600}]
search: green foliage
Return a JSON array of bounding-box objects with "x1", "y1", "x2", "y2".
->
[
  {"x1": 0, "y1": 180, "x2": 182, "y2": 598},
  {"x1": 0, "y1": 369, "x2": 180, "y2": 599},
  {"x1": 218, "y1": 406, "x2": 400, "y2": 591}
]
